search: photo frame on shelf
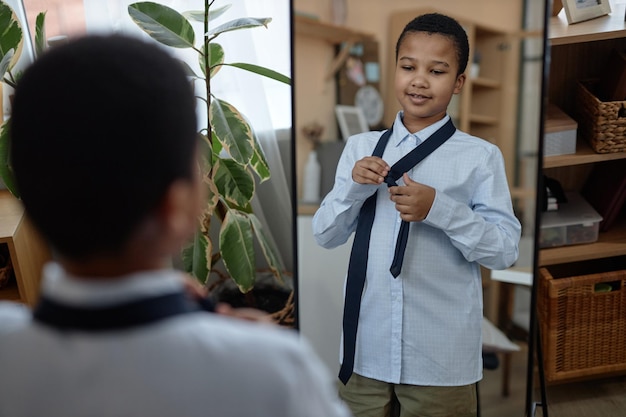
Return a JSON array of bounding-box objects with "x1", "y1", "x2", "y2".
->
[
  {"x1": 335, "y1": 105, "x2": 369, "y2": 140},
  {"x1": 562, "y1": 0, "x2": 611, "y2": 24}
]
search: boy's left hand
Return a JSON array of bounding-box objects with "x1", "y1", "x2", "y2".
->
[{"x1": 388, "y1": 173, "x2": 435, "y2": 222}]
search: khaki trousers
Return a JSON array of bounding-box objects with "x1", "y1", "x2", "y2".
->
[{"x1": 338, "y1": 373, "x2": 477, "y2": 417}]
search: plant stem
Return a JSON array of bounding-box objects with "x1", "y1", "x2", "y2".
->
[{"x1": 205, "y1": 0, "x2": 211, "y2": 146}]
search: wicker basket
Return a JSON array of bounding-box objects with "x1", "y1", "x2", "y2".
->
[
  {"x1": 577, "y1": 79, "x2": 626, "y2": 153},
  {"x1": 537, "y1": 258, "x2": 626, "y2": 383}
]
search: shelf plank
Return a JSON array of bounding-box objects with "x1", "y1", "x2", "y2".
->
[
  {"x1": 539, "y1": 225, "x2": 626, "y2": 266},
  {"x1": 0, "y1": 282, "x2": 21, "y2": 302},
  {"x1": 0, "y1": 191, "x2": 24, "y2": 243},
  {"x1": 543, "y1": 139, "x2": 626, "y2": 168},
  {"x1": 469, "y1": 114, "x2": 499, "y2": 125},
  {"x1": 471, "y1": 77, "x2": 501, "y2": 89},
  {"x1": 294, "y1": 14, "x2": 374, "y2": 44},
  {"x1": 550, "y1": 1, "x2": 626, "y2": 46}
]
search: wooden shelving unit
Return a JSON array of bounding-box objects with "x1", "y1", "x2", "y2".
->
[
  {"x1": 294, "y1": 14, "x2": 374, "y2": 44},
  {"x1": 0, "y1": 191, "x2": 50, "y2": 306},
  {"x1": 540, "y1": 0, "x2": 626, "y2": 268}
]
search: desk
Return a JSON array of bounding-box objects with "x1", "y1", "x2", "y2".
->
[
  {"x1": 0, "y1": 190, "x2": 51, "y2": 306},
  {"x1": 491, "y1": 267, "x2": 533, "y2": 287}
]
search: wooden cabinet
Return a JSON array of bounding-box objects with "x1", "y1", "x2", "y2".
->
[
  {"x1": 540, "y1": 1, "x2": 626, "y2": 267},
  {"x1": 0, "y1": 190, "x2": 50, "y2": 306},
  {"x1": 385, "y1": 9, "x2": 521, "y2": 185}
]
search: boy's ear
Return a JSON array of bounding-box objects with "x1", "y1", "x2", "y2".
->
[
  {"x1": 159, "y1": 180, "x2": 200, "y2": 240},
  {"x1": 453, "y1": 73, "x2": 466, "y2": 94}
]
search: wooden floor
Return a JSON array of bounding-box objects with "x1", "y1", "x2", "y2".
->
[
  {"x1": 479, "y1": 344, "x2": 528, "y2": 417},
  {"x1": 536, "y1": 375, "x2": 626, "y2": 417},
  {"x1": 478, "y1": 341, "x2": 626, "y2": 417}
]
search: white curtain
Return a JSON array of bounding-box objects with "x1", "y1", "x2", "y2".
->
[{"x1": 83, "y1": 0, "x2": 294, "y2": 273}]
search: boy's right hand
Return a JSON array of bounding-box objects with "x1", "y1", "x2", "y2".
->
[{"x1": 352, "y1": 156, "x2": 390, "y2": 185}]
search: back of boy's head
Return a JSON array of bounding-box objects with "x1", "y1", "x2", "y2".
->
[
  {"x1": 10, "y1": 34, "x2": 198, "y2": 260},
  {"x1": 396, "y1": 13, "x2": 469, "y2": 75}
]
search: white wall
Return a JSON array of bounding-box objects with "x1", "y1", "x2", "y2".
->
[{"x1": 297, "y1": 215, "x2": 352, "y2": 375}]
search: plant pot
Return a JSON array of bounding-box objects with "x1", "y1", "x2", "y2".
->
[{"x1": 209, "y1": 271, "x2": 295, "y2": 327}]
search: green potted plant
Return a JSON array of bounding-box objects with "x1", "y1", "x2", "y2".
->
[
  {"x1": 126, "y1": 1, "x2": 293, "y2": 322},
  {"x1": 0, "y1": 0, "x2": 46, "y2": 194}
]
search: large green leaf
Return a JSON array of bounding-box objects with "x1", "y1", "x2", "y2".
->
[
  {"x1": 220, "y1": 210, "x2": 255, "y2": 292},
  {"x1": 249, "y1": 214, "x2": 284, "y2": 282},
  {"x1": 249, "y1": 133, "x2": 270, "y2": 182},
  {"x1": 225, "y1": 62, "x2": 290, "y2": 85},
  {"x1": 0, "y1": 1, "x2": 22, "y2": 79},
  {"x1": 0, "y1": 49, "x2": 14, "y2": 82},
  {"x1": 207, "y1": 42, "x2": 224, "y2": 78},
  {"x1": 207, "y1": 17, "x2": 271, "y2": 38},
  {"x1": 209, "y1": 98, "x2": 254, "y2": 165},
  {"x1": 212, "y1": 158, "x2": 254, "y2": 209},
  {"x1": 128, "y1": 2, "x2": 195, "y2": 48},
  {"x1": 182, "y1": 229, "x2": 210, "y2": 284},
  {"x1": 0, "y1": 120, "x2": 18, "y2": 197},
  {"x1": 34, "y1": 12, "x2": 46, "y2": 57},
  {"x1": 183, "y1": 4, "x2": 231, "y2": 23}
]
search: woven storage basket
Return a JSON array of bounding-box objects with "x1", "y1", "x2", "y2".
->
[
  {"x1": 577, "y1": 79, "x2": 626, "y2": 153},
  {"x1": 537, "y1": 258, "x2": 626, "y2": 383}
]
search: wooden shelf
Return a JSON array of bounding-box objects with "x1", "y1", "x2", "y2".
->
[
  {"x1": 0, "y1": 191, "x2": 51, "y2": 306},
  {"x1": 298, "y1": 203, "x2": 318, "y2": 216},
  {"x1": 543, "y1": 139, "x2": 626, "y2": 168},
  {"x1": 469, "y1": 114, "x2": 499, "y2": 125},
  {"x1": 539, "y1": 223, "x2": 626, "y2": 266},
  {"x1": 471, "y1": 77, "x2": 502, "y2": 89},
  {"x1": 0, "y1": 281, "x2": 21, "y2": 302},
  {"x1": 294, "y1": 14, "x2": 374, "y2": 44},
  {"x1": 541, "y1": 0, "x2": 626, "y2": 271},
  {"x1": 549, "y1": 1, "x2": 626, "y2": 46}
]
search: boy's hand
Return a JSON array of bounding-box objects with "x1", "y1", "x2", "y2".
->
[
  {"x1": 388, "y1": 173, "x2": 435, "y2": 222},
  {"x1": 352, "y1": 156, "x2": 390, "y2": 185},
  {"x1": 181, "y1": 274, "x2": 274, "y2": 324},
  {"x1": 215, "y1": 302, "x2": 274, "y2": 324}
]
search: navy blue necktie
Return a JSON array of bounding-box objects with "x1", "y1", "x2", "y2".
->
[
  {"x1": 34, "y1": 292, "x2": 215, "y2": 331},
  {"x1": 338, "y1": 118, "x2": 456, "y2": 385}
]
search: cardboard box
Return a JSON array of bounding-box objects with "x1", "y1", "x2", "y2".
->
[{"x1": 544, "y1": 103, "x2": 577, "y2": 157}]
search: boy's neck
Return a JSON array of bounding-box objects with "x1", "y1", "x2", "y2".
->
[{"x1": 401, "y1": 113, "x2": 448, "y2": 134}]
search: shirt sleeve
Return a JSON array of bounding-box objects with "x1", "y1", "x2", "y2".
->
[
  {"x1": 312, "y1": 134, "x2": 380, "y2": 249},
  {"x1": 423, "y1": 144, "x2": 521, "y2": 270}
]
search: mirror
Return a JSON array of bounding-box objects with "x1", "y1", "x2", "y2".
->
[
  {"x1": 20, "y1": 0, "x2": 296, "y2": 322},
  {"x1": 295, "y1": 0, "x2": 545, "y2": 415}
]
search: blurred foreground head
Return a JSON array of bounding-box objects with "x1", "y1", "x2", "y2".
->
[{"x1": 10, "y1": 34, "x2": 198, "y2": 260}]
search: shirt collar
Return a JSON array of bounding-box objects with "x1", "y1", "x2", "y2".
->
[
  {"x1": 391, "y1": 112, "x2": 451, "y2": 147},
  {"x1": 39, "y1": 262, "x2": 187, "y2": 308}
]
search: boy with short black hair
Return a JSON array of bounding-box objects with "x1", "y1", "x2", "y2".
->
[
  {"x1": 314, "y1": 13, "x2": 521, "y2": 417},
  {"x1": 0, "y1": 34, "x2": 352, "y2": 417}
]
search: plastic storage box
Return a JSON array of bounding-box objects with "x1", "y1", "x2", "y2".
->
[{"x1": 539, "y1": 192, "x2": 603, "y2": 249}]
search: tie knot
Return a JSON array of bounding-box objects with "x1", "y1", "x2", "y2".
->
[{"x1": 384, "y1": 175, "x2": 397, "y2": 188}]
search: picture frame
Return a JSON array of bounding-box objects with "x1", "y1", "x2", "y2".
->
[
  {"x1": 562, "y1": 0, "x2": 611, "y2": 24},
  {"x1": 335, "y1": 105, "x2": 369, "y2": 140}
]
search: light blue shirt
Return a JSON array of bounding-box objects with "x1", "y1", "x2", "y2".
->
[{"x1": 313, "y1": 113, "x2": 521, "y2": 386}]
